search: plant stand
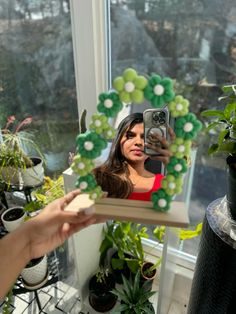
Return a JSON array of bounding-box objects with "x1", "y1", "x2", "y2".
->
[
  {"x1": 0, "y1": 181, "x2": 43, "y2": 208},
  {"x1": 188, "y1": 198, "x2": 236, "y2": 314}
]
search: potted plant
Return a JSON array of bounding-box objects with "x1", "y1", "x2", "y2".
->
[
  {"x1": 21, "y1": 255, "x2": 48, "y2": 289},
  {"x1": 1, "y1": 206, "x2": 26, "y2": 232},
  {"x1": 201, "y1": 83, "x2": 236, "y2": 218},
  {"x1": 111, "y1": 271, "x2": 156, "y2": 314},
  {"x1": 99, "y1": 221, "x2": 149, "y2": 283},
  {"x1": 88, "y1": 267, "x2": 117, "y2": 312},
  {"x1": 0, "y1": 115, "x2": 44, "y2": 186}
]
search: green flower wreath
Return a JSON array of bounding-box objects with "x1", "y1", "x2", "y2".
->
[
  {"x1": 144, "y1": 74, "x2": 175, "y2": 108},
  {"x1": 71, "y1": 155, "x2": 94, "y2": 176},
  {"x1": 170, "y1": 138, "x2": 191, "y2": 159},
  {"x1": 166, "y1": 156, "x2": 188, "y2": 177},
  {"x1": 76, "y1": 131, "x2": 107, "y2": 159},
  {"x1": 161, "y1": 174, "x2": 183, "y2": 196},
  {"x1": 151, "y1": 189, "x2": 172, "y2": 212},
  {"x1": 168, "y1": 95, "x2": 189, "y2": 117},
  {"x1": 175, "y1": 113, "x2": 202, "y2": 140},
  {"x1": 113, "y1": 68, "x2": 148, "y2": 104},
  {"x1": 97, "y1": 92, "x2": 123, "y2": 117},
  {"x1": 73, "y1": 68, "x2": 202, "y2": 211},
  {"x1": 75, "y1": 173, "x2": 97, "y2": 192}
]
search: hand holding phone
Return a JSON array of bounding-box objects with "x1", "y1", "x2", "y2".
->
[{"x1": 143, "y1": 108, "x2": 169, "y2": 156}]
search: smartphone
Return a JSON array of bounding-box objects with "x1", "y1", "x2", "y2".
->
[{"x1": 143, "y1": 108, "x2": 169, "y2": 156}]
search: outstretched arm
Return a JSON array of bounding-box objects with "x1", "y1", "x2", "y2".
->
[{"x1": 0, "y1": 190, "x2": 96, "y2": 300}]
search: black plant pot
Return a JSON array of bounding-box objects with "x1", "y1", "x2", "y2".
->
[
  {"x1": 110, "y1": 251, "x2": 132, "y2": 284},
  {"x1": 88, "y1": 273, "x2": 117, "y2": 312},
  {"x1": 226, "y1": 155, "x2": 236, "y2": 220}
]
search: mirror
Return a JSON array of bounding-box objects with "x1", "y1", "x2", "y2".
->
[{"x1": 72, "y1": 68, "x2": 202, "y2": 223}]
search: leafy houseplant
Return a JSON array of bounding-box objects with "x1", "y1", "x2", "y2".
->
[
  {"x1": 201, "y1": 83, "x2": 236, "y2": 218},
  {"x1": 99, "y1": 221, "x2": 149, "y2": 283},
  {"x1": 0, "y1": 116, "x2": 44, "y2": 186},
  {"x1": 88, "y1": 267, "x2": 117, "y2": 312},
  {"x1": 111, "y1": 271, "x2": 156, "y2": 314}
]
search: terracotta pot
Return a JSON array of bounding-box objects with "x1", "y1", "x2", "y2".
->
[{"x1": 1, "y1": 206, "x2": 26, "y2": 232}]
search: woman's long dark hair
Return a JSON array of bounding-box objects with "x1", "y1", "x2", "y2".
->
[{"x1": 94, "y1": 112, "x2": 143, "y2": 198}]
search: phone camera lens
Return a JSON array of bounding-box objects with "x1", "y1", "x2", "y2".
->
[
  {"x1": 159, "y1": 112, "x2": 165, "y2": 119},
  {"x1": 152, "y1": 112, "x2": 160, "y2": 122},
  {"x1": 159, "y1": 118, "x2": 166, "y2": 124}
]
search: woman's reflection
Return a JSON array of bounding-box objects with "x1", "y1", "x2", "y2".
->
[{"x1": 93, "y1": 113, "x2": 175, "y2": 200}]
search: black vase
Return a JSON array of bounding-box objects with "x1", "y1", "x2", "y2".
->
[{"x1": 226, "y1": 155, "x2": 236, "y2": 220}]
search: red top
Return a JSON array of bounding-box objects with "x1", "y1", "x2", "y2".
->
[{"x1": 128, "y1": 174, "x2": 164, "y2": 201}]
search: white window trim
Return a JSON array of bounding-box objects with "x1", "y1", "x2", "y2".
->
[{"x1": 70, "y1": 0, "x2": 109, "y2": 124}]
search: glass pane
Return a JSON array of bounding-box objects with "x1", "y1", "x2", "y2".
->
[
  {"x1": 109, "y1": 0, "x2": 236, "y2": 256},
  {"x1": 0, "y1": 0, "x2": 78, "y2": 177}
]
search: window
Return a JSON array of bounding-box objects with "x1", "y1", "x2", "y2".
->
[
  {"x1": 108, "y1": 0, "x2": 236, "y2": 256},
  {"x1": 0, "y1": 0, "x2": 78, "y2": 176}
]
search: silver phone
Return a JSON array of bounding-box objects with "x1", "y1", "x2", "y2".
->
[{"x1": 143, "y1": 108, "x2": 169, "y2": 156}]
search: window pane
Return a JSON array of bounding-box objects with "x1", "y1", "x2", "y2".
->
[
  {"x1": 109, "y1": 0, "x2": 235, "y2": 255},
  {"x1": 0, "y1": 0, "x2": 78, "y2": 176}
]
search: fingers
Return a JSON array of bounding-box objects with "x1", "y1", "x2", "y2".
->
[
  {"x1": 63, "y1": 217, "x2": 97, "y2": 237},
  {"x1": 59, "y1": 189, "x2": 81, "y2": 209},
  {"x1": 168, "y1": 126, "x2": 176, "y2": 141}
]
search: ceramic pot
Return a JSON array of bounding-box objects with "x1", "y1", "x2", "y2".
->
[
  {"x1": 21, "y1": 157, "x2": 44, "y2": 187},
  {"x1": 21, "y1": 255, "x2": 48, "y2": 287},
  {"x1": 1, "y1": 206, "x2": 26, "y2": 232}
]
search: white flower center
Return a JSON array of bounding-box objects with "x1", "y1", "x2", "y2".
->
[
  {"x1": 154, "y1": 84, "x2": 164, "y2": 96},
  {"x1": 91, "y1": 193, "x2": 97, "y2": 199},
  {"x1": 80, "y1": 181, "x2": 88, "y2": 190},
  {"x1": 174, "y1": 164, "x2": 182, "y2": 172},
  {"x1": 176, "y1": 103, "x2": 183, "y2": 111},
  {"x1": 168, "y1": 182, "x2": 176, "y2": 190},
  {"x1": 184, "y1": 122, "x2": 193, "y2": 132},
  {"x1": 94, "y1": 119, "x2": 102, "y2": 127},
  {"x1": 107, "y1": 130, "x2": 112, "y2": 136},
  {"x1": 104, "y1": 99, "x2": 113, "y2": 108},
  {"x1": 84, "y1": 141, "x2": 94, "y2": 151},
  {"x1": 178, "y1": 145, "x2": 185, "y2": 153},
  {"x1": 158, "y1": 199, "x2": 167, "y2": 208},
  {"x1": 124, "y1": 82, "x2": 135, "y2": 93},
  {"x1": 78, "y1": 162, "x2": 85, "y2": 169}
]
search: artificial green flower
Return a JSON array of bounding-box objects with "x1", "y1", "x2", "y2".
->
[
  {"x1": 168, "y1": 95, "x2": 189, "y2": 117},
  {"x1": 144, "y1": 74, "x2": 175, "y2": 108},
  {"x1": 151, "y1": 189, "x2": 172, "y2": 212},
  {"x1": 112, "y1": 68, "x2": 147, "y2": 104},
  {"x1": 170, "y1": 138, "x2": 191, "y2": 159},
  {"x1": 97, "y1": 92, "x2": 123, "y2": 117},
  {"x1": 103, "y1": 125, "x2": 116, "y2": 140},
  {"x1": 71, "y1": 154, "x2": 94, "y2": 176},
  {"x1": 161, "y1": 174, "x2": 183, "y2": 196},
  {"x1": 89, "y1": 186, "x2": 103, "y2": 200},
  {"x1": 166, "y1": 156, "x2": 188, "y2": 177},
  {"x1": 76, "y1": 131, "x2": 107, "y2": 159},
  {"x1": 90, "y1": 114, "x2": 109, "y2": 134},
  {"x1": 174, "y1": 113, "x2": 202, "y2": 140},
  {"x1": 75, "y1": 174, "x2": 97, "y2": 192}
]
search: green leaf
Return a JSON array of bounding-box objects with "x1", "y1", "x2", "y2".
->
[
  {"x1": 201, "y1": 110, "x2": 225, "y2": 118},
  {"x1": 205, "y1": 121, "x2": 222, "y2": 131},
  {"x1": 224, "y1": 102, "x2": 236, "y2": 120},
  {"x1": 208, "y1": 144, "x2": 219, "y2": 155},
  {"x1": 218, "y1": 129, "x2": 229, "y2": 145},
  {"x1": 111, "y1": 257, "x2": 124, "y2": 270}
]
